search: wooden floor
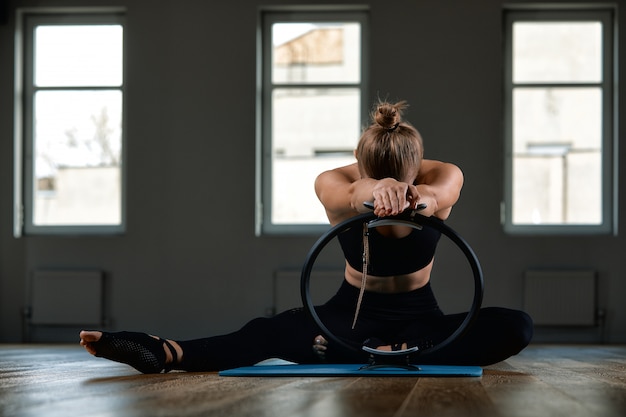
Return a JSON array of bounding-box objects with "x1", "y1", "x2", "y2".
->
[{"x1": 1, "y1": 344, "x2": 625, "y2": 417}]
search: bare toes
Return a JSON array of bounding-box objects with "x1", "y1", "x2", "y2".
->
[
  {"x1": 79, "y1": 330, "x2": 104, "y2": 355},
  {"x1": 313, "y1": 335, "x2": 328, "y2": 347},
  {"x1": 312, "y1": 335, "x2": 328, "y2": 359},
  {"x1": 79, "y1": 330, "x2": 103, "y2": 342}
]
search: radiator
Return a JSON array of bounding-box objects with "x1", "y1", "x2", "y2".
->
[
  {"x1": 523, "y1": 270, "x2": 596, "y2": 326},
  {"x1": 274, "y1": 269, "x2": 343, "y2": 314},
  {"x1": 30, "y1": 269, "x2": 104, "y2": 325}
]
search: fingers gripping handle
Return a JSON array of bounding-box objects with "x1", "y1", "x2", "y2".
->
[{"x1": 363, "y1": 201, "x2": 427, "y2": 229}]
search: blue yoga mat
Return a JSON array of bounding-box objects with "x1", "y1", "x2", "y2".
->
[{"x1": 219, "y1": 363, "x2": 482, "y2": 377}]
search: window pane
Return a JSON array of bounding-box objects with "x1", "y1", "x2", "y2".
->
[
  {"x1": 512, "y1": 87, "x2": 602, "y2": 225},
  {"x1": 512, "y1": 154, "x2": 601, "y2": 225},
  {"x1": 271, "y1": 88, "x2": 359, "y2": 224},
  {"x1": 513, "y1": 22, "x2": 602, "y2": 83},
  {"x1": 35, "y1": 25, "x2": 123, "y2": 87},
  {"x1": 513, "y1": 87, "x2": 602, "y2": 151},
  {"x1": 272, "y1": 22, "x2": 360, "y2": 84},
  {"x1": 33, "y1": 90, "x2": 122, "y2": 225}
]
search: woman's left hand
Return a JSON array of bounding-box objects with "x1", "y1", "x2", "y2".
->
[{"x1": 410, "y1": 184, "x2": 438, "y2": 217}]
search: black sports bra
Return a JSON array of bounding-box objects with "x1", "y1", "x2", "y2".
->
[{"x1": 337, "y1": 218, "x2": 442, "y2": 276}]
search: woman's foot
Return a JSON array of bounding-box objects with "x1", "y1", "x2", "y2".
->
[
  {"x1": 79, "y1": 330, "x2": 183, "y2": 374},
  {"x1": 312, "y1": 335, "x2": 328, "y2": 360},
  {"x1": 312, "y1": 334, "x2": 411, "y2": 359},
  {"x1": 365, "y1": 340, "x2": 409, "y2": 352}
]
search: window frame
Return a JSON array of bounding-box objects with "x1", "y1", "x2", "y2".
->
[
  {"x1": 502, "y1": 7, "x2": 617, "y2": 235},
  {"x1": 15, "y1": 8, "x2": 126, "y2": 236},
  {"x1": 256, "y1": 7, "x2": 369, "y2": 236}
]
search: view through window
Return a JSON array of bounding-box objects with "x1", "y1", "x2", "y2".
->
[
  {"x1": 21, "y1": 14, "x2": 124, "y2": 233},
  {"x1": 504, "y1": 9, "x2": 615, "y2": 234},
  {"x1": 260, "y1": 11, "x2": 367, "y2": 234}
]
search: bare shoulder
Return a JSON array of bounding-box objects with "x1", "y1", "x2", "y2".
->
[
  {"x1": 315, "y1": 163, "x2": 361, "y2": 223},
  {"x1": 315, "y1": 163, "x2": 360, "y2": 188},
  {"x1": 417, "y1": 159, "x2": 464, "y2": 185}
]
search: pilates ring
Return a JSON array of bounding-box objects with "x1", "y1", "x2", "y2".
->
[{"x1": 300, "y1": 209, "x2": 484, "y2": 359}]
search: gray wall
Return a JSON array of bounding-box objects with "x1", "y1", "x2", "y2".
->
[{"x1": 1, "y1": 0, "x2": 624, "y2": 343}]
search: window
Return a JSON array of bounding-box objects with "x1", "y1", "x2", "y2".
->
[
  {"x1": 16, "y1": 10, "x2": 125, "y2": 235},
  {"x1": 258, "y1": 8, "x2": 368, "y2": 235},
  {"x1": 503, "y1": 8, "x2": 616, "y2": 235}
]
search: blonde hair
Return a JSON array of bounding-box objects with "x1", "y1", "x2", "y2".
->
[{"x1": 355, "y1": 100, "x2": 423, "y2": 180}]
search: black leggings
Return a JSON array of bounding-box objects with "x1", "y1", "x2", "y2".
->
[{"x1": 178, "y1": 280, "x2": 533, "y2": 371}]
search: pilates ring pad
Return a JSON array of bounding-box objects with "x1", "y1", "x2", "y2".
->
[{"x1": 300, "y1": 211, "x2": 484, "y2": 358}]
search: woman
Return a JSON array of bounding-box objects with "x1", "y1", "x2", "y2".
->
[{"x1": 80, "y1": 100, "x2": 532, "y2": 373}]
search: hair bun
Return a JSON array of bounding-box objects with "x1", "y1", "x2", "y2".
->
[{"x1": 373, "y1": 100, "x2": 408, "y2": 131}]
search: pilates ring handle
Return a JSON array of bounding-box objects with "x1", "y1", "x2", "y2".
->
[{"x1": 300, "y1": 209, "x2": 484, "y2": 359}]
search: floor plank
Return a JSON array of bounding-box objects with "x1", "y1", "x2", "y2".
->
[
  {"x1": 313, "y1": 377, "x2": 418, "y2": 417},
  {"x1": 1, "y1": 344, "x2": 625, "y2": 417},
  {"x1": 399, "y1": 377, "x2": 495, "y2": 417},
  {"x1": 503, "y1": 346, "x2": 626, "y2": 417}
]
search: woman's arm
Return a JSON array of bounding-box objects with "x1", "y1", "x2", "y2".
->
[
  {"x1": 415, "y1": 160, "x2": 464, "y2": 220},
  {"x1": 315, "y1": 160, "x2": 464, "y2": 225},
  {"x1": 314, "y1": 163, "x2": 365, "y2": 225}
]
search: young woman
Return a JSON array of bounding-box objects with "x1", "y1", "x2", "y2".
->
[{"x1": 80, "y1": 100, "x2": 532, "y2": 373}]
